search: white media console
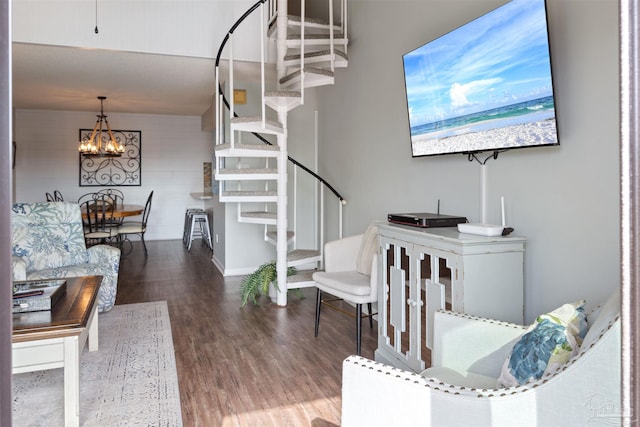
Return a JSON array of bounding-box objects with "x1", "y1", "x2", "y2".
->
[{"x1": 374, "y1": 223, "x2": 525, "y2": 373}]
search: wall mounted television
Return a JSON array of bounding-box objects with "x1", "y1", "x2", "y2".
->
[{"x1": 402, "y1": 0, "x2": 559, "y2": 157}]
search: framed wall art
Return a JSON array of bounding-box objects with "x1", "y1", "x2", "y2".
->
[{"x1": 78, "y1": 129, "x2": 142, "y2": 186}]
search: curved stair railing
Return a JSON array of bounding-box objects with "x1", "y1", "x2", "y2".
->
[
  {"x1": 214, "y1": 0, "x2": 349, "y2": 305},
  {"x1": 214, "y1": 0, "x2": 345, "y2": 204}
]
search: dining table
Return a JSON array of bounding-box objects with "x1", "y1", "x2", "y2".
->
[{"x1": 81, "y1": 203, "x2": 144, "y2": 220}]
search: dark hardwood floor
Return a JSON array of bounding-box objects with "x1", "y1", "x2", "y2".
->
[{"x1": 115, "y1": 239, "x2": 378, "y2": 426}]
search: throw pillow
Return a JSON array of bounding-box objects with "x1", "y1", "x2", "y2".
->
[
  {"x1": 355, "y1": 222, "x2": 379, "y2": 276},
  {"x1": 497, "y1": 300, "x2": 588, "y2": 388}
]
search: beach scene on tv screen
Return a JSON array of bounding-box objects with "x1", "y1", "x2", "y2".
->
[{"x1": 403, "y1": 0, "x2": 558, "y2": 156}]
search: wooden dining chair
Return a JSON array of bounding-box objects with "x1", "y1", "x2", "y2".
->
[{"x1": 45, "y1": 192, "x2": 54, "y2": 202}]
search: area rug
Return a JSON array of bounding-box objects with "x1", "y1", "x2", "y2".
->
[{"x1": 12, "y1": 301, "x2": 183, "y2": 426}]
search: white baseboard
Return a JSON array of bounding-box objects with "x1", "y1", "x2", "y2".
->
[{"x1": 210, "y1": 256, "x2": 265, "y2": 277}]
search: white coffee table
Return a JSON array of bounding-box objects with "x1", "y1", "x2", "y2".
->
[{"x1": 12, "y1": 276, "x2": 101, "y2": 427}]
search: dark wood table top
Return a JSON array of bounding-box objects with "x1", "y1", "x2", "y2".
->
[
  {"x1": 81, "y1": 204, "x2": 144, "y2": 219},
  {"x1": 12, "y1": 276, "x2": 101, "y2": 342}
]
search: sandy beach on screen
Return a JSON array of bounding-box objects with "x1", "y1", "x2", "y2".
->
[{"x1": 411, "y1": 118, "x2": 558, "y2": 156}]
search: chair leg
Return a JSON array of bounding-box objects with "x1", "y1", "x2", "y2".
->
[
  {"x1": 315, "y1": 288, "x2": 322, "y2": 337},
  {"x1": 183, "y1": 210, "x2": 190, "y2": 245},
  {"x1": 368, "y1": 302, "x2": 373, "y2": 328},
  {"x1": 356, "y1": 303, "x2": 362, "y2": 356},
  {"x1": 141, "y1": 233, "x2": 148, "y2": 257}
]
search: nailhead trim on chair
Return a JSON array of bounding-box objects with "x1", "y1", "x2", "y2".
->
[
  {"x1": 435, "y1": 309, "x2": 527, "y2": 330},
  {"x1": 345, "y1": 315, "x2": 619, "y2": 399}
]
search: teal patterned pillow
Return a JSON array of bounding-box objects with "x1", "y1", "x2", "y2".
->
[{"x1": 497, "y1": 301, "x2": 588, "y2": 388}]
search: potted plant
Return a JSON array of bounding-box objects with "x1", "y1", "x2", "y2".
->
[{"x1": 240, "y1": 261, "x2": 297, "y2": 307}]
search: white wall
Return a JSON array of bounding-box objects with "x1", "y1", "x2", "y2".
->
[
  {"x1": 14, "y1": 109, "x2": 213, "y2": 242},
  {"x1": 312, "y1": 0, "x2": 620, "y2": 322},
  {"x1": 12, "y1": 0, "x2": 261, "y2": 61},
  {"x1": 13, "y1": 1, "x2": 621, "y2": 310}
]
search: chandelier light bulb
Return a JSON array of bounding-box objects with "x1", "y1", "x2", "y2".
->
[{"x1": 78, "y1": 96, "x2": 123, "y2": 157}]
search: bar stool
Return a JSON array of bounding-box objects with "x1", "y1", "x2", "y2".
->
[
  {"x1": 186, "y1": 211, "x2": 212, "y2": 251},
  {"x1": 183, "y1": 208, "x2": 205, "y2": 246}
]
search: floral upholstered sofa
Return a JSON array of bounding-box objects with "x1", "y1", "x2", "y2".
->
[{"x1": 11, "y1": 202, "x2": 120, "y2": 312}]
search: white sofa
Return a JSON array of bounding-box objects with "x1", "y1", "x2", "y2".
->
[{"x1": 342, "y1": 290, "x2": 621, "y2": 426}]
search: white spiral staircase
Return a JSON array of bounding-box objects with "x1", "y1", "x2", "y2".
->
[{"x1": 214, "y1": 0, "x2": 349, "y2": 305}]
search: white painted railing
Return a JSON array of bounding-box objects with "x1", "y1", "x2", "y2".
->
[{"x1": 214, "y1": 0, "x2": 348, "y2": 302}]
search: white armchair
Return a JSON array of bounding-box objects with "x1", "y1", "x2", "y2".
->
[
  {"x1": 342, "y1": 289, "x2": 621, "y2": 426},
  {"x1": 312, "y1": 222, "x2": 380, "y2": 355}
]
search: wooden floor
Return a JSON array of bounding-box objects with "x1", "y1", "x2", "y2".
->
[{"x1": 115, "y1": 239, "x2": 378, "y2": 426}]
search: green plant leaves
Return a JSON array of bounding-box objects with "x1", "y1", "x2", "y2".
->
[{"x1": 240, "y1": 261, "x2": 297, "y2": 307}]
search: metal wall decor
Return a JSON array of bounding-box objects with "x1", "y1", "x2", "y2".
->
[{"x1": 79, "y1": 129, "x2": 141, "y2": 186}]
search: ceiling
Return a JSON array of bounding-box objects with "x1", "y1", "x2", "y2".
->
[{"x1": 12, "y1": 43, "x2": 268, "y2": 117}]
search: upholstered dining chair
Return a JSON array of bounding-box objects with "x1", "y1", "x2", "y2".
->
[
  {"x1": 312, "y1": 221, "x2": 380, "y2": 355},
  {"x1": 118, "y1": 190, "x2": 153, "y2": 256}
]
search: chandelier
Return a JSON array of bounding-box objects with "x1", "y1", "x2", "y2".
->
[{"x1": 78, "y1": 96, "x2": 125, "y2": 156}]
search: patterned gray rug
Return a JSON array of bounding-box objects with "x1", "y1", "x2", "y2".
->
[{"x1": 12, "y1": 301, "x2": 183, "y2": 426}]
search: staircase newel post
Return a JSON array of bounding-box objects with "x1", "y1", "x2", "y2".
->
[
  {"x1": 275, "y1": 111, "x2": 289, "y2": 306},
  {"x1": 276, "y1": 0, "x2": 288, "y2": 86}
]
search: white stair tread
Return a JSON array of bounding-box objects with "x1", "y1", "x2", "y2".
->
[
  {"x1": 264, "y1": 91, "x2": 303, "y2": 111},
  {"x1": 222, "y1": 190, "x2": 276, "y2": 196},
  {"x1": 286, "y1": 14, "x2": 338, "y2": 28},
  {"x1": 287, "y1": 249, "x2": 321, "y2": 262},
  {"x1": 214, "y1": 142, "x2": 280, "y2": 158},
  {"x1": 285, "y1": 35, "x2": 348, "y2": 49},
  {"x1": 216, "y1": 168, "x2": 278, "y2": 180},
  {"x1": 286, "y1": 269, "x2": 317, "y2": 287},
  {"x1": 283, "y1": 49, "x2": 348, "y2": 69},
  {"x1": 238, "y1": 211, "x2": 277, "y2": 225},
  {"x1": 231, "y1": 117, "x2": 285, "y2": 135},
  {"x1": 266, "y1": 230, "x2": 295, "y2": 242},
  {"x1": 288, "y1": 33, "x2": 346, "y2": 40},
  {"x1": 220, "y1": 191, "x2": 277, "y2": 202},
  {"x1": 284, "y1": 49, "x2": 348, "y2": 62},
  {"x1": 215, "y1": 142, "x2": 279, "y2": 152},
  {"x1": 231, "y1": 116, "x2": 282, "y2": 126},
  {"x1": 241, "y1": 211, "x2": 277, "y2": 220},
  {"x1": 218, "y1": 167, "x2": 278, "y2": 173},
  {"x1": 264, "y1": 90, "x2": 302, "y2": 98},
  {"x1": 280, "y1": 67, "x2": 334, "y2": 86},
  {"x1": 280, "y1": 75, "x2": 334, "y2": 90},
  {"x1": 268, "y1": 15, "x2": 342, "y2": 36}
]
